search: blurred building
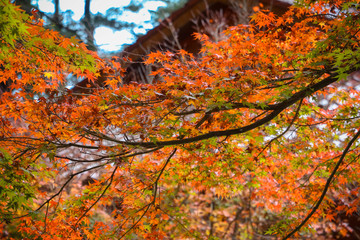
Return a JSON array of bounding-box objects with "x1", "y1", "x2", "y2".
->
[{"x1": 73, "y1": 0, "x2": 291, "y2": 91}]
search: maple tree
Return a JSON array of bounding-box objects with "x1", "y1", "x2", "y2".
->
[{"x1": 1, "y1": 0, "x2": 360, "y2": 239}]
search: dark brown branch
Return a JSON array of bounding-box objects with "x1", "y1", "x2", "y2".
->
[
  {"x1": 113, "y1": 73, "x2": 339, "y2": 148},
  {"x1": 32, "y1": 164, "x2": 107, "y2": 214},
  {"x1": 158, "y1": 207, "x2": 200, "y2": 239},
  {"x1": 55, "y1": 147, "x2": 162, "y2": 163},
  {"x1": 74, "y1": 166, "x2": 118, "y2": 227},
  {"x1": 152, "y1": 148, "x2": 177, "y2": 199},
  {"x1": 42, "y1": 202, "x2": 49, "y2": 235},
  {"x1": 55, "y1": 142, "x2": 113, "y2": 150},
  {"x1": 119, "y1": 149, "x2": 177, "y2": 239},
  {"x1": 282, "y1": 127, "x2": 360, "y2": 240},
  {"x1": 119, "y1": 203, "x2": 152, "y2": 239},
  {"x1": 256, "y1": 99, "x2": 303, "y2": 158}
]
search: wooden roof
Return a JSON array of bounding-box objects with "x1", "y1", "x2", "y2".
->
[
  {"x1": 73, "y1": 0, "x2": 292, "y2": 92},
  {"x1": 122, "y1": 0, "x2": 291, "y2": 58}
]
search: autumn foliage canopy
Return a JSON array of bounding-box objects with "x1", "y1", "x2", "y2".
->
[{"x1": 0, "y1": 0, "x2": 360, "y2": 239}]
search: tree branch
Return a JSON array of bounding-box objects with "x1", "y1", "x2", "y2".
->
[
  {"x1": 283, "y1": 127, "x2": 360, "y2": 240},
  {"x1": 74, "y1": 166, "x2": 118, "y2": 228},
  {"x1": 119, "y1": 149, "x2": 177, "y2": 239},
  {"x1": 114, "y1": 73, "x2": 339, "y2": 148}
]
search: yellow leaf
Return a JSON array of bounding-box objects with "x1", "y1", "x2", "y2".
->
[{"x1": 44, "y1": 72, "x2": 54, "y2": 79}]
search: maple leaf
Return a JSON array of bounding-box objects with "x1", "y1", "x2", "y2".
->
[{"x1": 44, "y1": 72, "x2": 54, "y2": 79}]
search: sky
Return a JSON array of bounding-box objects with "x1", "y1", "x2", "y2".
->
[
  {"x1": 33, "y1": 0, "x2": 166, "y2": 51},
  {"x1": 32, "y1": 0, "x2": 294, "y2": 52}
]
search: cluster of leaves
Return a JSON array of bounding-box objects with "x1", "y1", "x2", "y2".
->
[
  {"x1": 0, "y1": 149, "x2": 34, "y2": 225},
  {"x1": 0, "y1": 0, "x2": 360, "y2": 239}
]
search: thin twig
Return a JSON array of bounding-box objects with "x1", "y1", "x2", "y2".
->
[
  {"x1": 74, "y1": 166, "x2": 119, "y2": 227},
  {"x1": 14, "y1": 163, "x2": 107, "y2": 220},
  {"x1": 256, "y1": 99, "x2": 303, "y2": 158},
  {"x1": 159, "y1": 206, "x2": 201, "y2": 239},
  {"x1": 119, "y1": 149, "x2": 177, "y2": 239},
  {"x1": 42, "y1": 202, "x2": 49, "y2": 235}
]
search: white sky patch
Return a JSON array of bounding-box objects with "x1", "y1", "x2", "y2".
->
[
  {"x1": 90, "y1": 0, "x2": 130, "y2": 14},
  {"x1": 33, "y1": 0, "x2": 166, "y2": 51},
  {"x1": 144, "y1": 1, "x2": 167, "y2": 11},
  {"x1": 94, "y1": 27, "x2": 134, "y2": 52},
  {"x1": 60, "y1": 0, "x2": 85, "y2": 21},
  {"x1": 133, "y1": 23, "x2": 154, "y2": 34},
  {"x1": 121, "y1": 8, "x2": 152, "y2": 24},
  {"x1": 36, "y1": 0, "x2": 54, "y2": 13}
]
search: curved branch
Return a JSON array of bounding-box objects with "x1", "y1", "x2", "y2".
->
[
  {"x1": 119, "y1": 149, "x2": 177, "y2": 239},
  {"x1": 74, "y1": 166, "x2": 118, "y2": 227},
  {"x1": 113, "y1": 73, "x2": 339, "y2": 148},
  {"x1": 69, "y1": 73, "x2": 339, "y2": 151},
  {"x1": 283, "y1": 127, "x2": 360, "y2": 240},
  {"x1": 55, "y1": 147, "x2": 162, "y2": 163},
  {"x1": 256, "y1": 99, "x2": 303, "y2": 158},
  {"x1": 28, "y1": 163, "x2": 106, "y2": 216},
  {"x1": 152, "y1": 148, "x2": 177, "y2": 198}
]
